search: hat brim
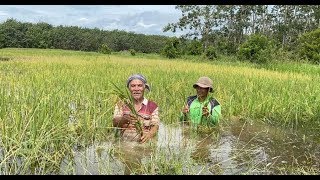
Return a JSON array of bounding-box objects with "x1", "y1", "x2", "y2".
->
[{"x1": 193, "y1": 83, "x2": 213, "y2": 92}]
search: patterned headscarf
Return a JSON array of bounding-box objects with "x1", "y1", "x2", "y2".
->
[{"x1": 126, "y1": 74, "x2": 150, "y2": 91}]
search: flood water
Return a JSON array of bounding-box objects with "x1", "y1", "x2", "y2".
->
[{"x1": 59, "y1": 119, "x2": 320, "y2": 175}]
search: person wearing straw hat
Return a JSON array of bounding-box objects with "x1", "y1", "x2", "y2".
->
[
  {"x1": 180, "y1": 76, "x2": 221, "y2": 126},
  {"x1": 113, "y1": 73, "x2": 160, "y2": 143}
]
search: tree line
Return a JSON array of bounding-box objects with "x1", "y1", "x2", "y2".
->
[
  {"x1": 0, "y1": 5, "x2": 319, "y2": 64},
  {"x1": 0, "y1": 18, "x2": 169, "y2": 54},
  {"x1": 163, "y1": 5, "x2": 320, "y2": 64},
  {"x1": 165, "y1": 5, "x2": 320, "y2": 52}
]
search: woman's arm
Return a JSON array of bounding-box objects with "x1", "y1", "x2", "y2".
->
[
  {"x1": 208, "y1": 105, "x2": 221, "y2": 125},
  {"x1": 113, "y1": 103, "x2": 130, "y2": 127}
]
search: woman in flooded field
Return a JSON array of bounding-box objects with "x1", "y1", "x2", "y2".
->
[
  {"x1": 180, "y1": 76, "x2": 221, "y2": 127},
  {"x1": 112, "y1": 73, "x2": 160, "y2": 174},
  {"x1": 113, "y1": 73, "x2": 160, "y2": 143}
]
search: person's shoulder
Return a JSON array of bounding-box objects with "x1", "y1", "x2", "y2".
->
[
  {"x1": 209, "y1": 97, "x2": 220, "y2": 106},
  {"x1": 187, "y1": 95, "x2": 197, "y2": 101},
  {"x1": 147, "y1": 100, "x2": 158, "y2": 107},
  {"x1": 146, "y1": 100, "x2": 159, "y2": 113},
  {"x1": 187, "y1": 95, "x2": 197, "y2": 104}
]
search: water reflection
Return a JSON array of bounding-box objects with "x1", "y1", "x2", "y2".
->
[{"x1": 220, "y1": 118, "x2": 320, "y2": 174}]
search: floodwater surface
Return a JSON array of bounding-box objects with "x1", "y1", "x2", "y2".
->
[{"x1": 59, "y1": 119, "x2": 320, "y2": 175}]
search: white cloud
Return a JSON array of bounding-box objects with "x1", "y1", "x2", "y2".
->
[
  {"x1": 79, "y1": 17, "x2": 89, "y2": 21},
  {"x1": 0, "y1": 11, "x2": 8, "y2": 16},
  {"x1": 103, "y1": 22, "x2": 121, "y2": 30},
  {"x1": 136, "y1": 19, "x2": 156, "y2": 28}
]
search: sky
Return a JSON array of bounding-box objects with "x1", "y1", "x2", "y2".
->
[{"x1": 0, "y1": 5, "x2": 184, "y2": 37}]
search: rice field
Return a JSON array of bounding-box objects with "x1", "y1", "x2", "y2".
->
[{"x1": 0, "y1": 48, "x2": 319, "y2": 174}]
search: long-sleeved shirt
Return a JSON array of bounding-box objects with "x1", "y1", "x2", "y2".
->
[{"x1": 180, "y1": 95, "x2": 221, "y2": 126}]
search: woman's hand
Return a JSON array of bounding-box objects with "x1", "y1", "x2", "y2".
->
[
  {"x1": 140, "y1": 133, "x2": 151, "y2": 143},
  {"x1": 182, "y1": 104, "x2": 189, "y2": 114},
  {"x1": 122, "y1": 113, "x2": 139, "y2": 125},
  {"x1": 140, "y1": 125, "x2": 158, "y2": 143},
  {"x1": 202, "y1": 106, "x2": 209, "y2": 117}
]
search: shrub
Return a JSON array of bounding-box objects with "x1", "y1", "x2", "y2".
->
[
  {"x1": 161, "y1": 38, "x2": 181, "y2": 59},
  {"x1": 271, "y1": 47, "x2": 299, "y2": 62},
  {"x1": 186, "y1": 40, "x2": 203, "y2": 55},
  {"x1": 298, "y1": 28, "x2": 320, "y2": 64},
  {"x1": 129, "y1": 49, "x2": 136, "y2": 56},
  {"x1": 99, "y1": 44, "x2": 112, "y2": 54},
  {"x1": 238, "y1": 34, "x2": 273, "y2": 64},
  {"x1": 216, "y1": 39, "x2": 237, "y2": 55},
  {"x1": 204, "y1": 46, "x2": 218, "y2": 60}
]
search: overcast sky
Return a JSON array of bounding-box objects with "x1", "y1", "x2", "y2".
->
[{"x1": 0, "y1": 5, "x2": 184, "y2": 37}]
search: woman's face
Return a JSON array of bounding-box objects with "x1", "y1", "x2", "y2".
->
[
  {"x1": 196, "y1": 86, "x2": 209, "y2": 100},
  {"x1": 129, "y1": 79, "x2": 145, "y2": 101}
]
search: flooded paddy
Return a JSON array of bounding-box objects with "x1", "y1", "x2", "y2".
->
[
  {"x1": 59, "y1": 119, "x2": 320, "y2": 175},
  {"x1": 1, "y1": 48, "x2": 319, "y2": 175}
]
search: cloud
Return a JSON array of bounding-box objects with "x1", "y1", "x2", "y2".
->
[
  {"x1": 0, "y1": 5, "x2": 182, "y2": 37},
  {"x1": 79, "y1": 17, "x2": 89, "y2": 21},
  {"x1": 136, "y1": 19, "x2": 157, "y2": 28},
  {"x1": 103, "y1": 22, "x2": 120, "y2": 30},
  {"x1": 0, "y1": 11, "x2": 8, "y2": 16}
]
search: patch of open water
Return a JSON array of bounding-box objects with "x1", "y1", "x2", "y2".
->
[{"x1": 58, "y1": 119, "x2": 319, "y2": 174}]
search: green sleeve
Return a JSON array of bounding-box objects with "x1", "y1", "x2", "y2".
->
[{"x1": 206, "y1": 105, "x2": 221, "y2": 125}]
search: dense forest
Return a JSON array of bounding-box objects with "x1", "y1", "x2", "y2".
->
[
  {"x1": 0, "y1": 18, "x2": 169, "y2": 54},
  {"x1": 0, "y1": 5, "x2": 319, "y2": 64}
]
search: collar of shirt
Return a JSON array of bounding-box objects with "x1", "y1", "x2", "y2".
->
[
  {"x1": 142, "y1": 97, "x2": 148, "y2": 106},
  {"x1": 195, "y1": 96, "x2": 210, "y2": 104}
]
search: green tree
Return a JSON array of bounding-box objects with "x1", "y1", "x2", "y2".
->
[
  {"x1": 186, "y1": 39, "x2": 203, "y2": 55},
  {"x1": 129, "y1": 49, "x2": 136, "y2": 56},
  {"x1": 25, "y1": 22, "x2": 53, "y2": 48},
  {"x1": 163, "y1": 5, "x2": 220, "y2": 50},
  {"x1": 161, "y1": 37, "x2": 181, "y2": 59},
  {"x1": 204, "y1": 45, "x2": 218, "y2": 60},
  {"x1": 0, "y1": 18, "x2": 29, "y2": 48}
]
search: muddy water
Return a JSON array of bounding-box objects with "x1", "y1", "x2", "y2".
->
[{"x1": 59, "y1": 119, "x2": 319, "y2": 175}]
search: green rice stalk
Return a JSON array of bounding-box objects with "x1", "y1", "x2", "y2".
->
[{"x1": 110, "y1": 82, "x2": 143, "y2": 137}]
